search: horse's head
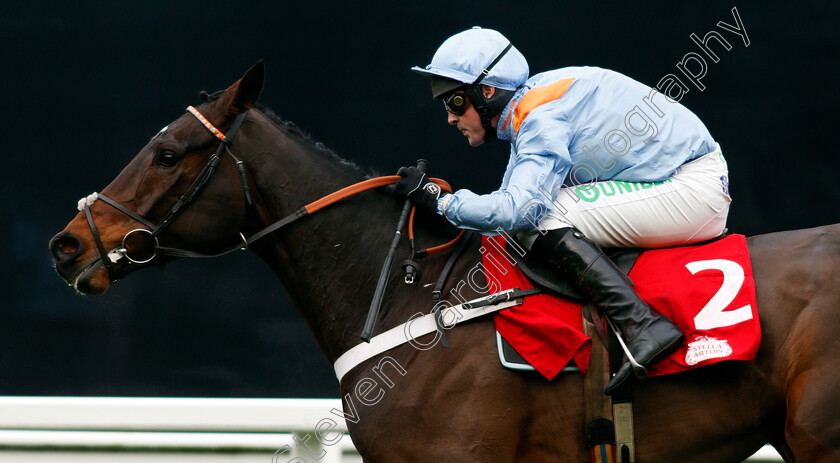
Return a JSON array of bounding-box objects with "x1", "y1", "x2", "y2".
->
[{"x1": 50, "y1": 61, "x2": 266, "y2": 295}]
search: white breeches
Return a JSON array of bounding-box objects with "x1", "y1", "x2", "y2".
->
[{"x1": 519, "y1": 144, "x2": 731, "y2": 249}]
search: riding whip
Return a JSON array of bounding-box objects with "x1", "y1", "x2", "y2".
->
[{"x1": 361, "y1": 159, "x2": 428, "y2": 342}]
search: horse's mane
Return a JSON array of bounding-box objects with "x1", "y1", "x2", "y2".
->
[
  {"x1": 261, "y1": 104, "x2": 374, "y2": 179},
  {"x1": 197, "y1": 89, "x2": 370, "y2": 178}
]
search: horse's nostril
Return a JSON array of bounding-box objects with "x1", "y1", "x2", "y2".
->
[
  {"x1": 61, "y1": 239, "x2": 78, "y2": 255},
  {"x1": 50, "y1": 232, "x2": 83, "y2": 263}
]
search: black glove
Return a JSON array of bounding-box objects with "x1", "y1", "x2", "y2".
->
[{"x1": 394, "y1": 166, "x2": 442, "y2": 213}]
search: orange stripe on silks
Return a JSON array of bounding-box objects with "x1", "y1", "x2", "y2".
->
[{"x1": 512, "y1": 78, "x2": 575, "y2": 134}]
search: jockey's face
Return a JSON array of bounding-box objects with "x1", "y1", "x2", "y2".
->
[
  {"x1": 444, "y1": 85, "x2": 497, "y2": 148},
  {"x1": 447, "y1": 101, "x2": 486, "y2": 147}
]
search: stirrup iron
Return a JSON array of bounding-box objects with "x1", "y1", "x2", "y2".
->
[{"x1": 605, "y1": 317, "x2": 648, "y2": 380}]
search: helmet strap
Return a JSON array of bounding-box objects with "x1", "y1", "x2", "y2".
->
[
  {"x1": 465, "y1": 84, "x2": 516, "y2": 143},
  {"x1": 464, "y1": 85, "x2": 497, "y2": 142},
  {"x1": 471, "y1": 43, "x2": 514, "y2": 86},
  {"x1": 467, "y1": 42, "x2": 516, "y2": 143}
]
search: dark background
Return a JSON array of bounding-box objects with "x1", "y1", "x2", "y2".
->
[{"x1": 2, "y1": 1, "x2": 838, "y2": 398}]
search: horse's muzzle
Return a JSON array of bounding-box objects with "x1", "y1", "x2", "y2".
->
[{"x1": 49, "y1": 230, "x2": 110, "y2": 294}]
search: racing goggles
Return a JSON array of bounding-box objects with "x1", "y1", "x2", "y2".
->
[{"x1": 442, "y1": 90, "x2": 469, "y2": 116}]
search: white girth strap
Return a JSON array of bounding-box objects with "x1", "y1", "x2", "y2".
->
[{"x1": 333, "y1": 291, "x2": 522, "y2": 383}]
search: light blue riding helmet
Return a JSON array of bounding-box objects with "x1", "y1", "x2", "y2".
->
[{"x1": 411, "y1": 27, "x2": 529, "y2": 96}]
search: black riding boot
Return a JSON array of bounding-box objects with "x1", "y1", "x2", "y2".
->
[{"x1": 531, "y1": 227, "x2": 684, "y2": 394}]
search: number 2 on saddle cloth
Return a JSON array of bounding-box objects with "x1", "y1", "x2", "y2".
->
[{"x1": 481, "y1": 234, "x2": 760, "y2": 380}]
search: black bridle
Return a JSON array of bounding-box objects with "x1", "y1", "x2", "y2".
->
[
  {"x1": 82, "y1": 106, "x2": 251, "y2": 281},
  {"x1": 77, "y1": 103, "x2": 471, "y2": 342}
]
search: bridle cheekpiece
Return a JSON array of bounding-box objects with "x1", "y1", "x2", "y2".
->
[{"x1": 80, "y1": 106, "x2": 250, "y2": 281}]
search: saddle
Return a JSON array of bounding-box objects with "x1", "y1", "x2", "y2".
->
[
  {"x1": 482, "y1": 233, "x2": 752, "y2": 463},
  {"x1": 495, "y1": 240, "x2": 642, "y2": 372}
]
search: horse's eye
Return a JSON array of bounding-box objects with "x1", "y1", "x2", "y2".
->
[{"x1": 154, "y1": 150, "x2": 180, "y2": 168}]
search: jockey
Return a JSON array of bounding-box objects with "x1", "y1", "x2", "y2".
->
[{"x1": 398, "y1": 27, "x2": 731, "y2": 393}]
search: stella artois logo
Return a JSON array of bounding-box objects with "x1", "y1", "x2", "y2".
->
[{"x1": 685, "y1": 335, "x2": 733, "y2": 365}]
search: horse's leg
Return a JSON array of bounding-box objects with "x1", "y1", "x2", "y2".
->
[
  {"x1": 780, "y1": 294, "x2": 840, "y2": 462},
  {"x1": 785, "y1": 367, "x2": 840, "y2": 461},
  {"x1": 746, "y1": 228, "x2": 840, "y2": 462},
  {"x1": 768, "y1": 436, "x2": 795, "y2": 463}
]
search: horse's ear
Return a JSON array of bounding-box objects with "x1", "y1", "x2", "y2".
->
[{"x1": 222, "y1": 60, "x2": 265, "y2": 114}]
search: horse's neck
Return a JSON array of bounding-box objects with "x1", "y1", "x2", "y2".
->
[{"x1": 242, "y1": 116, "x2": 448, "y2": 362}]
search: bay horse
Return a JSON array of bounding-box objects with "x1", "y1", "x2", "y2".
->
[{"x1": 49, "y1": 61, "x2": 840, "y2": 462}]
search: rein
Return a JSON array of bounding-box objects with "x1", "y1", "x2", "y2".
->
[{"x1": 81, "y1": 106, "x2": 464, "y2": 281}]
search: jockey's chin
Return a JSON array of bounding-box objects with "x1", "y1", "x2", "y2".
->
[{"x1": 459, "y1": 122, "x2": 487, "y2": 147}]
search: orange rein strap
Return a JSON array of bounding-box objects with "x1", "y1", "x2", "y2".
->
[
  {"x1": 305, "y1": 176, "x2": 400, "y2": 214},
  {"x1": 157, "y1": 175, "x2": 464, "y2": 261},
  {"x1": 306, "y1": 175, "x2": 452, "y2": 213},
  {"x1": 409, "y1": 207, "x2": 466, "y2": 258},
  {"x1": 305, "y1": 176, "x2": 463, "y2": 258}
]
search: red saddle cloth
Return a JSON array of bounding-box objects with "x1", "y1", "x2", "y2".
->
[{"x1": 483, "y1": 234, "x2": 760, "y2": 380}]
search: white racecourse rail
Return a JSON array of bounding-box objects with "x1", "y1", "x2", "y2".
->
[{"x1": 0, "y1": 396, "x2": 781, "y2": 462}]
